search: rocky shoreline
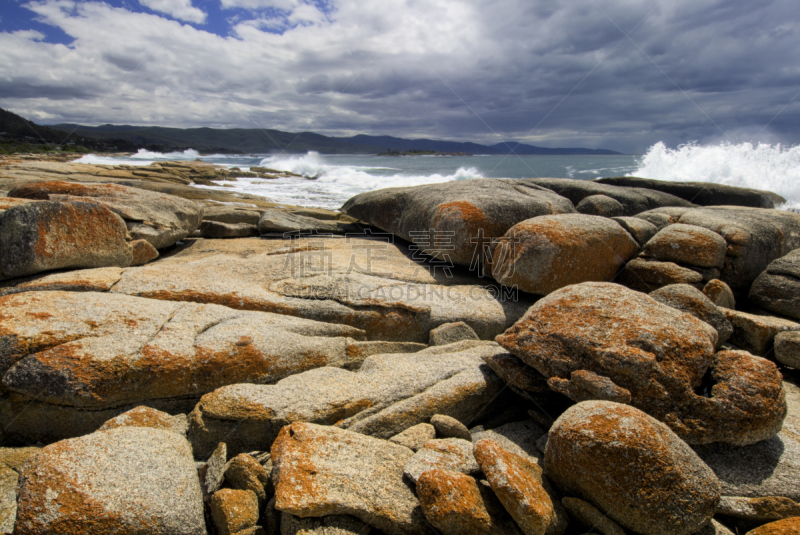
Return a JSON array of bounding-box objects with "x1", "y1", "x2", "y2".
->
[{"x1": 0, "y1": 157, "x2": 799, "y2": 534}]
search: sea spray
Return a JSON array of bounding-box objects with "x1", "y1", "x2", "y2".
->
[{"x1": 630, "y1": 141, "x2": 800, "y2": 209}]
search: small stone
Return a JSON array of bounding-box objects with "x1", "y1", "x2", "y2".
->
[
  {"x1": 210, "y1": 488, "x2": 260, "y2": 535},
  {"x1": 403, "y1": 438, "x2": 480, "y2": 484},
  {"x1": 561, "y1": 497, "x2": 625, "y2": 535},
  {"x1": 429, "y1": 321, "x2": 480, "y2": 346},
  {"x1": 417, "y1": 469, "x2": 492, "y2": 535},
  {"x1": 130, "y1": 238, "x2": 159, "y2": 265},
  {"x1": 703, "y1": 279, "x2": 736, "y2": 309},
  {"x1": 389, "y1": 423, "x2": 436, "y2": 452},
  {"x1": 723, "y1": 308, "x2": 800, "y2": 356},
  {"x1": 471, "y1": 420, "x2": 546, "y2": 465},
  {"x1": 430, "y1": 414, "x2": 472, "y2": 441},
  {"x1": 775, "y1": 331, "x2": 800, "y2": 369},
  {"x1": 717, "y1": 495, "x2": 800, "y2": 522},
  {"x1": 224, "y1": 453, "x2": 272, "y2": 507},
  {"x1": 205, "y1": 442, "x2": 228, "y2": 496}
]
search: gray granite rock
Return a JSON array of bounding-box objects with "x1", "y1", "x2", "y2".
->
[
  {"x1": 749, "y1": 248, "x2": 800, "y2": 320},
  {"x1": 210, "y1": 488, "x2": 259, "y2": 535},
  {"x1": 471, "y1": 420, "x2": 547, "y2": 465},
  {"x1": 430, "y1": 414, "x2": 472, "y2": 441},
  {"x1": 722, "y1": 308, "x2": 800, "y2": 356},
  {"x1": 0, "y1": 465, "x2": 17, "y2": 534},
  {"x1": 642, "y1": 223, "x2": 728, "y2": 269},
  {"x1": 611, "y1": 216, "x2": 659, "y2": 246},
  {"x1": 403, "y1": 438, "x2": 480, "y2": 483},
  {"x1": 703, "y1": 279, "x2": 736, "y2": 309},
  {"x1": 280, "y1": 513, "x2": 370, "y2": 535},
  {"x1": 199, "y1": 220, "x2": 258, "y2": 238},
  {"x1": 650, "y1": 283, "x2": 733, "y2": 347},
  {"x1": 15, "y1": 427, "x2": 206, "y2": 534},
  {"x1": 271, "y1": 422, "x2": 429, "y2": 535},
  {"x1": 258, "y1": 208, "x2": 361, "y2": 235},
  {"x1": 389, "y1": 423, "x2": 437, "y2": 452},
  {"x1": 545, "y1": 401, "x2": 720, "y2": 535},
  {"x1": 575, "y1": 194, "x2": 624, "y2": 217},
  {"x1": 224, "y1": 453, "x2": 272, "y2": 507},
  {"x1": 561, "y1": 497, "x2": 625, "y2": 535},
  {"x1": 775, "y1": 331, "x2": 800, "y2": 368},
  {"x1": 204, "y1": 442, "x2": 228, "y2": 496},
  {"x1": 429, "y1": 321, "x2": 480, "y2": 346}
]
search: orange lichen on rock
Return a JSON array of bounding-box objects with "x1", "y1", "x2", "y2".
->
[{"x1": 416, "y1": 469, "x2": 493, "y2": 535}]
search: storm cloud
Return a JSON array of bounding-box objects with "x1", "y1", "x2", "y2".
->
[{"x1": 1, "y1": 0, "x2": 799, "y2": 153}]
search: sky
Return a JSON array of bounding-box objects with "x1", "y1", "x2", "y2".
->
[{"x1": 1, "y1": 0, "x2": 799, "y2": 153}]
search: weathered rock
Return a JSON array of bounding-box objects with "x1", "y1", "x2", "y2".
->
[
  {"x1": 97, "y1": 406, "x2": 187, "y2": 435},
  {"x1": 723, "y1": 308, "x2": 800, "y2": 356},
  {"x1": 202, "y1": 205, "x2": 263, "y2": 226},
  {"x1": 497, "y1": 283, "x2": 787, "y2": 445},
  {"x1": 471, "y1": 420, "x2": 547, "y2": 465},
  {"x1": 204, "y1": 442, "x2": 228, "y2": 496},
  {"x1": 8, "y1": 180, "x2": 203, "y2": 249},
  {"x1": 188, "y1": 340, "x2": 506, "y2": 457},
  {"x1": 430, "y1": 414, "x2": 472, "y2": 441},
  {"x1": 341, "y1": 179, "x2": 576, "y2": 267},
  {"x1": 258, "y1": 209, "x2": 360, "y2": 235},
  {"x1": 650, "y1": 284, "x2": 733, "y2": 347},
  {"x1": 210, "y1": 488, "x2": 260, "y2": 535},
  {"x1": 704, "y1": 278, "x2": 736, "y2": 309},
  {"x1": 475, "y1": 439, "x2": 566, "y2": 535},
  {"x1": 560, "y1": 497, "x2": 625, "y2": 535},
  {"x1": 270, "y1": 422, "x2": 429, "y2": 535},
  {"x1": 544, "y1": 401, "x2": 720, "y2": 535},
  {"x1": 490, "y1": 214, "x2": 639, "y2": 295},
  {"x1": 403, "y1": 438, "x2": 479, "y2": 483},
  {"x1": 0, "y1": 447, "x2": 40, "y2": 472},
  {"x1": 280, "y1": 513, "x2": 370, "y2": 534},
  {"x1": 15, "y1": 427, "x2": 206, "y2": 534},
  {"x1": 109, "y1": 237, "x2": 530, "y2": 343},
  {"x1": 775, "y1": 331, "x2": 800, "y2": 368},
  {"x1": 0, "y1": 266, "x2": 123, "y2": 296},
  {"x1": 717, "y1": 495, "x2": 800, "y2": 523},
  {"x1": 642, "y1": 223, "x2": 728, "y2": 269},
  {"x1": 417, "y1": 469, "x2": 493, "y2": 535},
  {"x1": 575, "y1": 194, "x2": 624, "y2": 217},
  {"x1": 749, "y1": 248, "x2": 800, "y2": 320},
  {"x1": 130, "y1": 238, "x2": 159, "y2": 265},
  {"x1": 611, "y1": 216, "x2": 659, "y2": 246},
  {"x1": 429, "y1": 321, "x2": 480, "y2": 346},
  {"x1": 634, "y1": 206, "x2": 800, "y2": 291},
  {"x1": 224, "y1": 453, "x2": 272, "y2": 507},
  {"x1": 0, "y1": 200, "x2": 132, "y2": 278},
  {"x1": 199, "y1": 220, "x2": 259, "y2": 239},
  {"x1": 596, "y1": 176, "x2": 786, "y2": 208},
  {"x1": 0, "y1": 291, "x2": 367, "y2": 410},
  {"x1": 693, "y1": 380, "x2": 800, "y2": 501},
  {"x1": 522, "y1": 177, "x2": 694, "y2": 216},
  {"x1": 483, "y1": 353, "x2": 551, "y2": 400},
  {"x1": 745, "y1": 517, "x2": 800, "y2": 534},
  {"x1": 617, "y1": 257, "x2": 705, "y2": 292},
  {"x1": 0, "y1": 465, "x2": 16, "y2": 534},
  {"x1": 389, "y1": 423, "x2": 437, "y2": 452}
]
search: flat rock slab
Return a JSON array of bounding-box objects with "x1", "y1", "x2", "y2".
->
[
  {"x1": 8, "y1": 180, "x2": 203, "y2": 249},
  {"x1": 0, "y1": 291, "x2": 380, "y2": 443},
  {"x1": 188, "y1": 341, "x2": 507, "y2": 457},
  {"x1": 497, "y1": 282, "x2": 786, "y2": 446},
  {"x1": 103, "y1": 237, "x2": 530, "y2": 343},
  {"x1": 271, "y1": 422, "x2": 430, "y2": 535},
  {"x1": 15, "y1": 427, "x2": 206, "y2": 535},
  {"x1": 723, "y1": 308, "x2": 800, "y2": 356}
]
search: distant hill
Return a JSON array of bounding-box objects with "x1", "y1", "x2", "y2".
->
[{"x1": 0, "y1": 107, "x2": 623, "y2": 155}]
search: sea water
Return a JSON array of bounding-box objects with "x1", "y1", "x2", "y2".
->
[{"x1": 74, "y1": 142, "x2": 800, "y2": 211}]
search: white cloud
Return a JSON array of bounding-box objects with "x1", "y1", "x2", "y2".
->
[
  {"x1": 4, "y1": 0, "x2": 800, "y2": 152},
  {"x1": 220, "y1": 0, "x2": 299, "y2": 11},
  {"x1": 138, "y1": 0, "x2": 206, "y2": 24}
]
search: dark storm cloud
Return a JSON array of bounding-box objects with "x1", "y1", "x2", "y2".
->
[{"x1": 1, "y1": 0, "x2": 799, "y2": 152}]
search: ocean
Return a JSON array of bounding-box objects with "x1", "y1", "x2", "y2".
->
[{"x1": 75, "y1": 141, "x2": 800, "y2": 211}]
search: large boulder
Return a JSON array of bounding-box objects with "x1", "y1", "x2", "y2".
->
[
  {"x1": 596, "y1": 176, "x2": 786, "y2": 208},
  {"x1": 544, "y1": 401, "x2": 720, "y2": 535},
  {"x1": 416, "y1": 469, "x2": 493, "y2": 535},
  {"x1": 489, "y1": 214, "x2": 639, "y2": 295},
  {"x1": 520, "y1": 178, "x2": 694, "y2": 215},
  {"x1": 341, "y1": 179, "x2": 575, "y2": 267},
  {"x1": 749, "y1": 248, "x2": 800, "y2": 320},
  {"x1": 496, "y1": 282, "x2": 786, "y2": 445},
  {"x1": 187, "y1": 341, "x2": 506, "y2": 458},
  {"x1": 270, "y1": 422, "x2": 430, "y2": 535},
  {"x1": 8, "y1": 180, "x2": 203, "y2": 249},
  {"x1": 649, "y1": 284, "x2": 733, "y2": 347},
  {"x1": 642, "y1": 223, "x2": 728, "y2": 269},
  {"x1": 0, "y1": 200, "x2": 133, "y2": 278},
  {"x1": 632, "y1": 206, "x2": 800, "y2": 291},
  {"x1": 14, "y1": 427, "x2": 206, "y2": 534}
]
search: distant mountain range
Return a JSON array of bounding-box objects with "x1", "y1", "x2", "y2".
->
[{"x1": 0, "y1": 107, "x2": 621, "y2": 155}]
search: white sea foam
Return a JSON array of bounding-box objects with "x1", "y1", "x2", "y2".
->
[{"x1": 630, "y1": 141, "x2": 800, "y2": 208}]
